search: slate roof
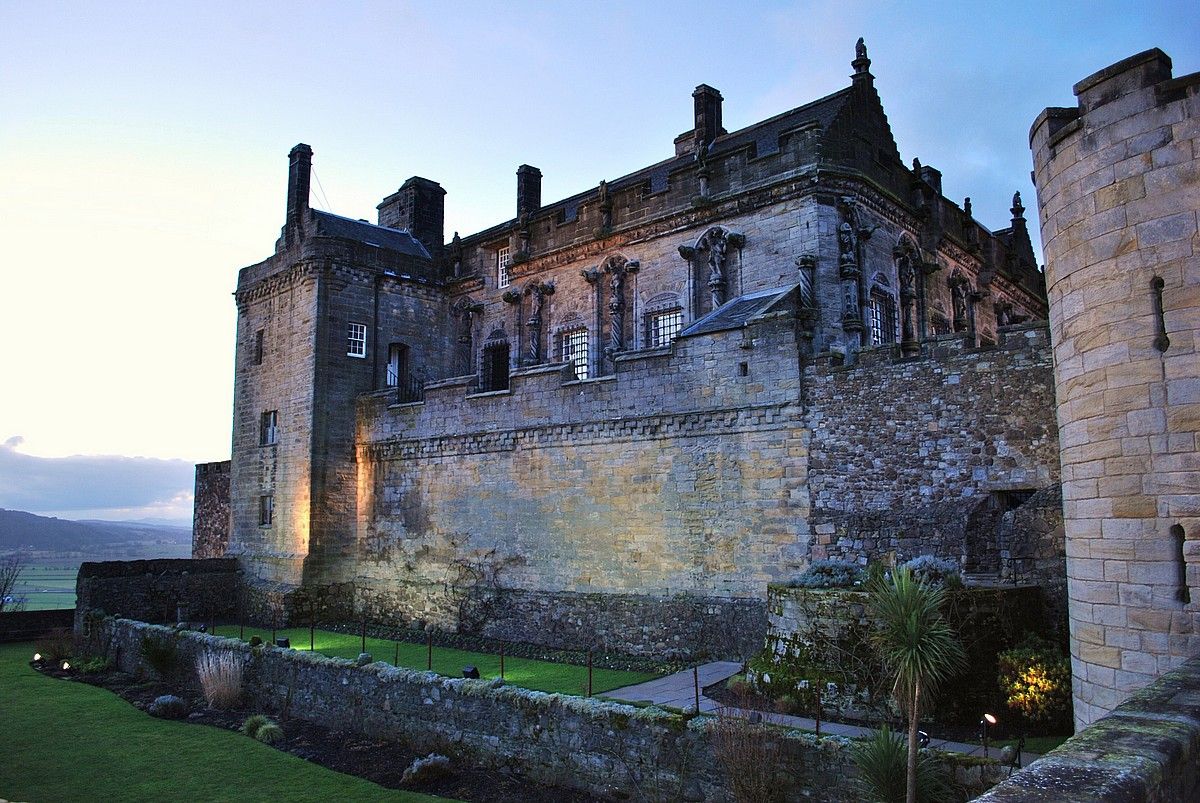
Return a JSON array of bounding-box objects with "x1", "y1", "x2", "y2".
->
[
  {"x1": 311, "y1": 210, "x2": 431, "y2": 259},
  {"x1": 680, "y1": 284, "x2": 798, "y2": 338},
  {"x1": 461, "y1": 87, "x2": 853, "y2": 245}
]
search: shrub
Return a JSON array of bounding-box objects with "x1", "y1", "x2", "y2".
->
[
  {"x1": 241, "y1": 714, "x2": 274, "y2": 739},
  {"x1": 196, "y1": 651, "x2": 243, "y2": 709},
  {"x1": 35, "y1": 628, "x2": 74, "y2": 663},
  {"x1": 997, "y1": 636, "x2": 1072, "y2": 727},
  {"x1": 249, "y1": 635, "x2": 263, "y2": 647},
  {"x1": 77, "y1": 656, "x2": 112, "y2": 674},
  {"x1": 850, "y1": 726, "x2": 953, "y2": 803},
  {"x1": 899, "y1": 555, "x2": 962, "y2": 589},
  {"x1": 775, "y1": 693, "x2": 800, "y2": 715},
  {"x1": 139, "y1": 634, "x2": 178, "y2": 677},
  {"x1": 401, "y1": 753, "x2": 451, "y2": 785},
  {"x1": 254, "y1": 723, "x2": 283, "y2": 744},
  {"x1": 791, "y1": 559, "x2": 865, "y2": 589},
  {"x1": 710, "y1": 697, "x2": 783, "y2": 803},
  {"x1": 147, "y1": 694, "x2": 189, "y2": 719},
  {"x1": 726, "y1": 675, "x2": 750, "y2": 697}
]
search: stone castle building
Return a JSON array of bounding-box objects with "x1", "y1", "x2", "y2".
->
[
  {"x1": 196, "y1": 41, "x2": 1058, "y2": 658},
  {"x1": 1030, "y1": 48, "x2": 1200, "y2": 728}
]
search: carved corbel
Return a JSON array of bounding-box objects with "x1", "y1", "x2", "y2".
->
[{"x1": 678, "y1": 245, "x2": 697, "y2": 261}]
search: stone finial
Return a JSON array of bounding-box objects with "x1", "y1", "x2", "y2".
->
[
  {"x1": 964, "y1": 197, "x2": 973, "y2": 218},
  {"x1": 852, "y1": 37, "x2": 872, "y2": 82}
]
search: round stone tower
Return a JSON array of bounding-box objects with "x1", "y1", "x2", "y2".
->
[{"x1": 1030, "y1": 49, "x2": 1199, "y2": 728}]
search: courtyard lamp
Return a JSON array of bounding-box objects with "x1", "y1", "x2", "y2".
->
[
  {"x1": 32, "y1": 652, "x2": 42, "y2": 663},
  {"x1": 980, "y1": 712, "x2": 997, "y2": 758}
]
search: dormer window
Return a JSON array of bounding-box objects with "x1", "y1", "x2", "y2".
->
[{"x1": 497, "y1": 246, "x2": 512, "y2": 289}]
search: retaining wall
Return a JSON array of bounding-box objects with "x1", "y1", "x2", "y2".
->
[{"x1": 93, "y1": 617, "x2": 1003, "y2": 801}]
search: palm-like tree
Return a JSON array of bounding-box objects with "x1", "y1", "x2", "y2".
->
[{"x1": 868, "y1": 566, "x2": 966, "y2": 803}]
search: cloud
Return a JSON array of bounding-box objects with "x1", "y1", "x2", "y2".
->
[{"x1": 0, "y1": 439, "x2": 196, "y2": 519}]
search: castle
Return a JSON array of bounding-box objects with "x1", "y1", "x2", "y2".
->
[{"x1": 195, "y1": 41, "x2": 1062, "y2": 661}]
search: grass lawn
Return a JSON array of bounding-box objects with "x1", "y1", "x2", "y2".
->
[
  {"x1": 11, "y1": 564, "x2": 78, "y2": 610},
  {"x1": 0, "y1": 642, "x2": 446, "y2": 803},
  {"x1": 213, "y1": 625, "x2": 658, "y2": 695},
  {"x1": 996, "y1": 733, "x2": 1071, "y2": 754}
]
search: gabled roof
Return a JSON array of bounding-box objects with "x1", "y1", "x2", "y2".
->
[
  {"x1": 680, "y1": 284, "x2": 798, "y2": 338},
  {"x1": 311, "y1": 210, "x2": 431, "y2": 259}
]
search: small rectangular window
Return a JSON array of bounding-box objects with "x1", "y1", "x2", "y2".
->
[
  {"x1": 347, "y1": 322, "x2": 367, "y2": 358},
  {"x1": 648, "y1": 309, "x2": 683, "y2": 347},
  {"x1": 260, "y1": 410, "x2": 278, "y2": 446},
  {"x1": 560, "y1": 328, "x2": 590, "y2": 380},
  {"x1": 254, "y1": 330, "x2": 264, "y2": 365},
  {"x1": 259, "y1": 495, "x2": 274, "y2": 527},
  {"x1": 869, "y1": 293, "x2": 896, "y2": 345},
  {"x1": 497, "y1": 246, "x2": 512, "y2": 289}
]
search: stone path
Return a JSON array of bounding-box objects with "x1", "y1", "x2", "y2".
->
[{"x1": 605, "y1": 662, "x2": 1042, "y2": 769}]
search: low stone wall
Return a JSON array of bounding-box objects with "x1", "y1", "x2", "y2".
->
[
  {"x1": 975, "y1": 655, "x2": 1200, "y2": 802},
  {"x1": 75, "y1": 559, "x2": 241, "y2": 631},
  {"x1": 763, "y1": 585, "x2": 1049, "y2": 724},
  {"x1": 93, "y1": 617, "x2": 1002, "y2": 801},
  {"x1": 0, "y1": 608, "x2": 73, "y2": 642}
]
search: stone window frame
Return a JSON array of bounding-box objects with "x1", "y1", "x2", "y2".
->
[
  {"x1": 259, "y1": 410, "x2": 278, "y2": 447},
  {"x1": 557, "y1": 326, "x2": 591, "y2": 380},
  {"x1": 496, "y1": 245, "x2": 512, "y2": 289},
  {"x1": 258, "y1": 494, "x2": 274, "y2": 527},
  {"x1": 347, "y1": 321, "x2": 368, "y2": 358},
  {"x1": 253, "y1": 329, "x2": 264, "y2": 365},
  {"x1": 867, "y1": 274, "x2": 897, "y2": 346},
  {"x1": 643, "y1": 293, "x2": 684, "y2": 348}
]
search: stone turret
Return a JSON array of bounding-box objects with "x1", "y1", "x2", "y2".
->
[{"x1": 1030, "y1": 48, "x2": 1200, "y2": 728}]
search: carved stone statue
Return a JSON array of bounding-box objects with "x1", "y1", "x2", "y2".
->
[
  {"x1": 524, "y1": 281, "x2": 554, "y2": 364},
  {"x1": 598, "y1": 180, "x2": 612, "y2": 231},
  {"x1": 951, "y1": 279, "x2": 969, "y2": 332},
  {"x1": 856, "y1": 37, "x2": 867, "y2": 60},
  {"x1": 838, "y1": 222, "x2": 857, "y2": 265},
  {"x1": 449, "y1": 231, "x2": 463, "y2": 277},
  {"x1": 602, "y1": 259, "x2": 639, "y2": 364}
]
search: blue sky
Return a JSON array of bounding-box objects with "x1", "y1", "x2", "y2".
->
[{"x1": 0, "y1": 1, "x2": 1195, "y2": 522}]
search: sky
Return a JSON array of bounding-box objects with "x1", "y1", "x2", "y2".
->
[{"x1": 0, "y1": 1, "x2": 1195, "y2": 524}]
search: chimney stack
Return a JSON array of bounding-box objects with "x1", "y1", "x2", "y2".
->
[
  {"x1": 517, "y1": 164, "x2": 542, "y2": 218},
  {"x1": 692, "y1": 84, "x2": 724, "y2": 147},
  {"x1": 377, "y1": 176, "x2": 446, "y2": 259},
  {"x1": 286, "y1": 144, "x2": 313, "y2": 242}
]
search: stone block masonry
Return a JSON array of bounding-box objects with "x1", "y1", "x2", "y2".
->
[
  {"x1": 1030, "y1": 49, "x2": 1200, "y2": 728},
  {"x1": 93, "y1": 616, "x2": 1005, "y2": 801},
  {"x1": 192, "y1": 460, "x2": 230, "y2": 559},
  {"x1": 353, "y1": 315, "x2": 807, "y2": 658},
  {"x1": 74, "y1": 558, "x2": 240, "y2": 633},
  {"x1": 805, "y1": 324, "x2": 1063, "y2": 601}
]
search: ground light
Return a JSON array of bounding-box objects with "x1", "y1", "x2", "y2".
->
[
  {"x1": 980, "y1": 713, "x2": 998, "y2": 758},
  {"x1": 61, "y1": 661, "x2": 70, "y2": 671},
  {"x1": 32, "y1": 653, "x2": 41, "y2": 662}
]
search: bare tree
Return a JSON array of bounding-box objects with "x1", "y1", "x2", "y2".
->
[{"x1": 0, "y1": 554, "x2": 26, "y2": 613}]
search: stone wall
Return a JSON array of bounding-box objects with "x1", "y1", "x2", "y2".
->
[
  {"x1": 192, "y1": 460, "x2": 230, "y2": 558},
  {"x1": 352, "y1": 313, "x2": 806, "y2": 658},
  {"x1": 805, "y1": 324, "x2": 1062, "y2": 584},
  {"x1": 1029, "y1": 49, "x2": 1200, "y2": 727},
  {"x1": 0, "y1": 608, "x2": 73, "y2": 643},
  {"x1": 93, "y1": 616, "x2": 1004, "y2": 802},
  {"x1": 975, "y1": 653, "x2": 1200, "y2": 802},
  {"x1": 75, "y1": 558, "x2": 240, "y2": 629}
]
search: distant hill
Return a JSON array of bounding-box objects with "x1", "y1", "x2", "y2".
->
[{"x1": 0, "y1": 509, "x2": 191, "y2": 554}]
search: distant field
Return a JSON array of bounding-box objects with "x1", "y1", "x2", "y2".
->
[{"x1": 9, "y1": 564, "x2": 78, "y2": 610}]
